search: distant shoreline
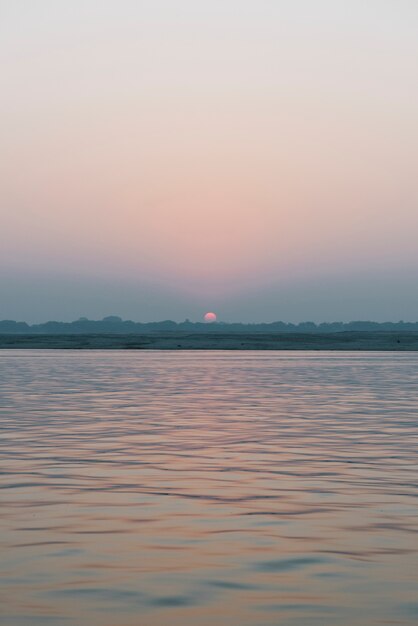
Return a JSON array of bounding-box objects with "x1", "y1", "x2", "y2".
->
[{"x1": 1, "y1": 332, "x2": 418, "y2": 350}]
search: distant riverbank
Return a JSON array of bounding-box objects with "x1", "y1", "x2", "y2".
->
[{"x1": 1, "y1": 332, "x2": 418, "y2": 350}]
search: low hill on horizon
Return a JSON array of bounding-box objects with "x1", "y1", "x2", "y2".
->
[{"x1": 2, "y1": 317, "x2": 418, "y2": 335}]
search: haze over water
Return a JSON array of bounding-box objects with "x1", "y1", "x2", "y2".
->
[{"x1": 1, "y1": 350, "x2": 418, "y2": 625}]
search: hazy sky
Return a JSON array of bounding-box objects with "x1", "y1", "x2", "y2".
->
[{"x1": 1, "y1": 1, "x2": 418, "y2": 322}]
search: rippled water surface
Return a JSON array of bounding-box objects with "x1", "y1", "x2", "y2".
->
[{"x1": 1, "y1": 350, "x2": 418, "y2": 626}]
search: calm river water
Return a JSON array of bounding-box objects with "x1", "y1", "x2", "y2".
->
[{"x1": 1, "y1": 351, "x2": 417, "y2": 626}]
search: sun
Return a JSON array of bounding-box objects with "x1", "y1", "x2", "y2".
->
[{"x1": 204, "y1": 312, "x2": 217, "y2": 323}]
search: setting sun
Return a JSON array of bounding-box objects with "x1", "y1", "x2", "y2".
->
[{"x1": 204, "y1": 312, "x2": 217, "y2": 323}]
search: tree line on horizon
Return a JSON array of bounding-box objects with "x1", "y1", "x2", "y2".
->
[{"x1": 1, "y1": 316, "x2": 418, "y2": 334}]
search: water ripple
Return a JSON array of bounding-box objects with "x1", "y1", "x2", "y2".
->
[{"x1": 1, "y1": 350, "x2": 418, "y2": 625}]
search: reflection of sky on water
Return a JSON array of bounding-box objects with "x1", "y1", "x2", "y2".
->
[{"x1": 1, "y1": 351, "x2": 418, "y2": 625}]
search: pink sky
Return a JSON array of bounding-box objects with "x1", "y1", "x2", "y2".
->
[{"x1": 1, "y1": 1, "x2": 418, "y2": 321}]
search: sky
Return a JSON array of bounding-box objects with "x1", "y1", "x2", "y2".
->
[{"x1": 1, "y1": 0, "x2": 418, "y2": 323}]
